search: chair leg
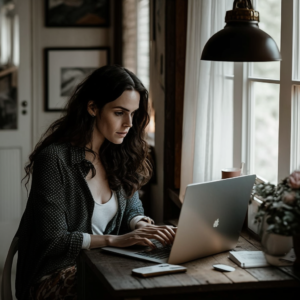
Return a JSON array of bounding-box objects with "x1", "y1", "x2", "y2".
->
[{"x1": 1, "y1": 237, "x2": 18, "y2": 300}]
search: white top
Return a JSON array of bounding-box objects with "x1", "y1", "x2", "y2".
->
[
  {"x1": 81, "y1": 191, "x2": 147, "y2": 249},
  {"x1": 92, "y1": 191, "x2": 118, "y2": 235}
]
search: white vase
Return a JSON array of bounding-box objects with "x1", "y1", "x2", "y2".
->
[
  {"x1": 261, "y1": 232, "x2": 293, "y2": 256},
  {"x1": 261, "y1": 231, "x2": 293, "y2": 266}
]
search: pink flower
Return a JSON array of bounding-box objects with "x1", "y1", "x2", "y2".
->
[
  {"x1": 283, "y1": 192, "x2": 296, "y2": 205},
  {"x1": 289, "y1": 171, "x2": 300, "y2": 189}
]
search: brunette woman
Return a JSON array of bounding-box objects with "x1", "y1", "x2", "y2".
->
[{"x1": 15, "y1": 65, "x2": 176, "y2": 300}]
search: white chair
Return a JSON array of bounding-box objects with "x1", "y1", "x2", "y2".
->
[{"x1": 1, "y1": 237, "x2": 18, "y2": 300}]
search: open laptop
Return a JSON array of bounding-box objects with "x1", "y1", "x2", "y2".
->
[{"x1": 102, "y1": 174, "x2": 256, "y2": 264}]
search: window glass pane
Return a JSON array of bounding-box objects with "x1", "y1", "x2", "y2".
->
[
  {"x1": 224, "y1": 0, "x2": 235, "y2": 76},
  {"x1": 252, "y1": 0, "x2": 281, "y2": 79},
  {"x1": 291, "y1": 85, "x2": 300, "y2": 170},
  {"x1": 254, "y1": 82, "x2": 279, "y2": 183},
  {"x1": 137, "y1": 0, "x2": 150, "y2": 90},
  {"x1": 293, "y1": 0, "x2": 300, "y2": 80},
  {"x1": 123, "y1": 0, "x2": 137, "y2": 74},
  {"x1": 224, "y1": 62, "x2": 234, "y2": 77},
  {"x1": 222, "y1": 78, "x2": 234, "y2": 169}
]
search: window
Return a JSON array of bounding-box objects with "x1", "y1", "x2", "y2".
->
[
  {"x1": 0, "y1": 2, "x2": 19, "y2": 67},
  {"x1": 179, "y1": 0, "x2": 299, "y2": 231},
  {"x1": 122, "y1": 0, "x2": 154, "y2": 145},
  {"x1": 234, "y1": 0, "x2": 300, "y2": 233},
  {"x1": 122, "y1": 0, "x2": 149, "y2": 90},
  {"x1": 122, "y1": 0, "x2": 138, "y2": 74},
  {"x1": 234, "y1": 0, "x2": 299, "y2": 185}
]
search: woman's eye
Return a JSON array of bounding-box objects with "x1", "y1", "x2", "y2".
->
[{"x1": 114, "y1": 111, "x2": 123, "y2": 116}]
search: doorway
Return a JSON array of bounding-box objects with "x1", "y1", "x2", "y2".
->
[{"x1": 0, "y1": 0, "x2": 32, "y2": 268}]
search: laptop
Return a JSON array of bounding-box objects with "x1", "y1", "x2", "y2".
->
[{"x1": 102, "y1": 174, "x2": 256, "y2": 264}]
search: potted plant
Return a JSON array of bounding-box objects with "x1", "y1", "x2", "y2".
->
[{"x1": 254, "y1": 171, "x2": 300, "y2": 268}]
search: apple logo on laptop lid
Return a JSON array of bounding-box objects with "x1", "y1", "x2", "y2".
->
[{"x1": 213, "y1": 218, "x2": 219, "y2": 228}]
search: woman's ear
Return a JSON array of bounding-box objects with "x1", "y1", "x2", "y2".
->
[{"x1": 87, "y1": 101, "x2": 98, "y2": 117}]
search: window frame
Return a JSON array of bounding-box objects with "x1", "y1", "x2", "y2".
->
[
  {"x1": 122, "y1": 0, "x2": 150, "y2": 91},
  {"x1": 232, "y1": 0, "x2": 300, "y2": 234},
  {"x1": 233, "y1": 0, "x2": 299, "y2": 183}
]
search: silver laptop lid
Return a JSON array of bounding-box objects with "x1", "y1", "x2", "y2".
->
[{"x1": 168, "y1": 175, "x2": 255, "y2": 264}]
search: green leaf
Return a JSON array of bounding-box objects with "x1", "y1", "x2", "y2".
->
[{"x1": 281, "y1": 203, "x2": 294, "y2": 210}]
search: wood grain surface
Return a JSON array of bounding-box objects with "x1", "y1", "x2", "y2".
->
[{"x1": 79, "y1": 233, "x2": 300, "y2": 300}]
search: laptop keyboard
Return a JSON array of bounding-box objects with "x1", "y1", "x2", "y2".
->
[{"x1": 135, "y1": 239, "x2": 172, "y2": 259}]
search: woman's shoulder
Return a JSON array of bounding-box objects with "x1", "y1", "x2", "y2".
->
[
  {"x1": 39, "y1": 142, "x2": 68, "y2": 154},
  {"x1": 31, "y1": 144, "x2": 69, "y2": 191},
  {"x1": 35, "y1": 142, "x2": 85, "y2": 168},
  {"x1": 36, "y1": 142, "x2": 72, "y2": 163}
]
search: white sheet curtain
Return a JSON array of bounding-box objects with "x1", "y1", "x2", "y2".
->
[
  {"x1": 179, "y1": 0, "x2": 234, "y2": 201},
  {"x1": 0, "y1": 3, "x2": 19, "y2": 67}
]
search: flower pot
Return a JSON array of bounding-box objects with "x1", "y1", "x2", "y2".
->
[
  {"x1": 293, "y1": 233, "x2": 300, "y2": 269},
  {"x1": 261, "y1": 232, "x2": 293, "y2": 255},
  {"x1": 261, "y1": 231, "x2": 293, "y2": 266}
]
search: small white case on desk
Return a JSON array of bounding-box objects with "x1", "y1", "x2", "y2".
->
[
  {"x1": 132, "y1": 264, "x2": 187, "y2": 277},
  {"x1": 229, "y1": 251, "x2": 269, "y2": 268}
]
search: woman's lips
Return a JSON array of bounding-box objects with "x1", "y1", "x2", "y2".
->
[{"x1": 116, "y1": 132, "x2": 128, "y2": 137}]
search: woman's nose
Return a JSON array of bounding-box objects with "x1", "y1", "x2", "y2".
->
[{"x1": 123, "y1": 115, "x2": 133, "y2": 127}]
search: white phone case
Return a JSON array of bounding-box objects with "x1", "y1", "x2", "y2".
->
[{"x1": 132, "y1": 264, "x2": 187, "y2": 277}]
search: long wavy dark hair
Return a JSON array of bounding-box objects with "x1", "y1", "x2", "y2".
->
[{"x1": 23, "y1": 65, "x2": 152, "y2": 198}]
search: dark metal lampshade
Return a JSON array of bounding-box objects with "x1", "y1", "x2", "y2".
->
[{"x1": 201, "y1": 0, "x2": 282, "y2": 62}]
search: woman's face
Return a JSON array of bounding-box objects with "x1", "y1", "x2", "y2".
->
[{"x1": 88, "y1": 90, "x2": 140, "y2": 145}]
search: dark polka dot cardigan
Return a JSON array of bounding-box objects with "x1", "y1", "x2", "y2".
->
[{"x1": 15, "y1": 142, "x2": 145, "y2": 300}]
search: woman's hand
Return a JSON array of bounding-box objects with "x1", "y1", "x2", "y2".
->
[{"x1": 107, "y1": 225, "x2": 177, "y2": 249}]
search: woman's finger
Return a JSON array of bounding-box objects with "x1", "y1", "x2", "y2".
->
[
  {"x1": 133, "y1": 236, "x2": 156, "y2": 249},
  {"x1": 140, "y1": 238, "x2": 156, "y2": 249},
  {"x1": 138, "y1": 231, "x2": 166, "y2": 246},
  {"x1": 152, "y1": 229, "x2": 173, "y2": 244},
  {"x1": 149, "y1": 234, "x2": 167, "y2": 246},
  {"x1": 145, "y1": 225, "x2": 177, "y2": 239},
  {"x1": 126, "y1": 235, "x2": 156, "y2": 249},
  {"x1": 140, "y1": 228, "x2": 171, "y2": 244},
  {"x1": 159, "y1": 225, "x2": 177, "y2": 237},
  {"x1": 160, "y1": 228, "x2": 174, "y2": 243}
]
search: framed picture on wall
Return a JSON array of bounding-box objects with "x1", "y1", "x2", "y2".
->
[
  {"x1": 0, "y1": 70, "x2": 17, "y2": 129},
  {"x1": 45, "y1": 0, "x2": 110, "y2": 27},
  {"x1": 45, "y1": 47, "x2": 110, "y2": 112}
]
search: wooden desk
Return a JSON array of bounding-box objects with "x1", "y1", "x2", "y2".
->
[{"x1": 77, "y1": 231, "x2": 300, "y2": 300}]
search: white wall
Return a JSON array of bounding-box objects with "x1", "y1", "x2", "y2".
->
[{"x1": 31, "y1": 0, "x2": 114, "y2": 146}]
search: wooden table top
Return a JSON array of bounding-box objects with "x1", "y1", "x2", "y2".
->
[{"x1": 79, "y1": 230, "x2": 300, "y2": 298}]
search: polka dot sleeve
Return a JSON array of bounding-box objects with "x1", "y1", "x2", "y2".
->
[
  {"x1": 31, "y1": 148, "x2": 83, "y2": 258},
  {"x1": 123, "y1": 190, "x2": 145, "y2": 230}
]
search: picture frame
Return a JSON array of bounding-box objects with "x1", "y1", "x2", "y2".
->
[
  {"x1": 44, "y1": 47, "x2": 110, "y2": 112},
  {"x1": 45, "y1": 0, "x2": 110, "y2": 27},
  {"x1": 0, "y1": 70, "x2": 17, "y2": 129}
]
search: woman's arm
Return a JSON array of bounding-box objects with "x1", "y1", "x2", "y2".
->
[
  {"x1": 89, "y1": 235, "x2": 111, "y2": 248},
  {"x1": 88, "y1": 190, "x2": 177, "y2": 249},
  {"x1": 32, "y1": 149, "x2": 83, "y2": 259},
  {"x1": 122, "y1": 191, "x2": 145, "y2": 230}
]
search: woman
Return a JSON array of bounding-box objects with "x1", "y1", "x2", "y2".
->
[{"x1": 15, "y1": 65, "x2": 176, "y2": 300}]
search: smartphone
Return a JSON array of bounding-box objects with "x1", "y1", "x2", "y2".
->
[{"x1": 132, "y1": 264, "x2": 187, "y2": 277}]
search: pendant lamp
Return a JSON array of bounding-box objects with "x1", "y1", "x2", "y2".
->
[{"x1": 201, "y1": 0, "x2": 281, "y2": 62}]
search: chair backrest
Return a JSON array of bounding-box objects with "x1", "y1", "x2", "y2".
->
[{"x1": 1, "y1": 237, "x2": 18, "y2": 300}]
